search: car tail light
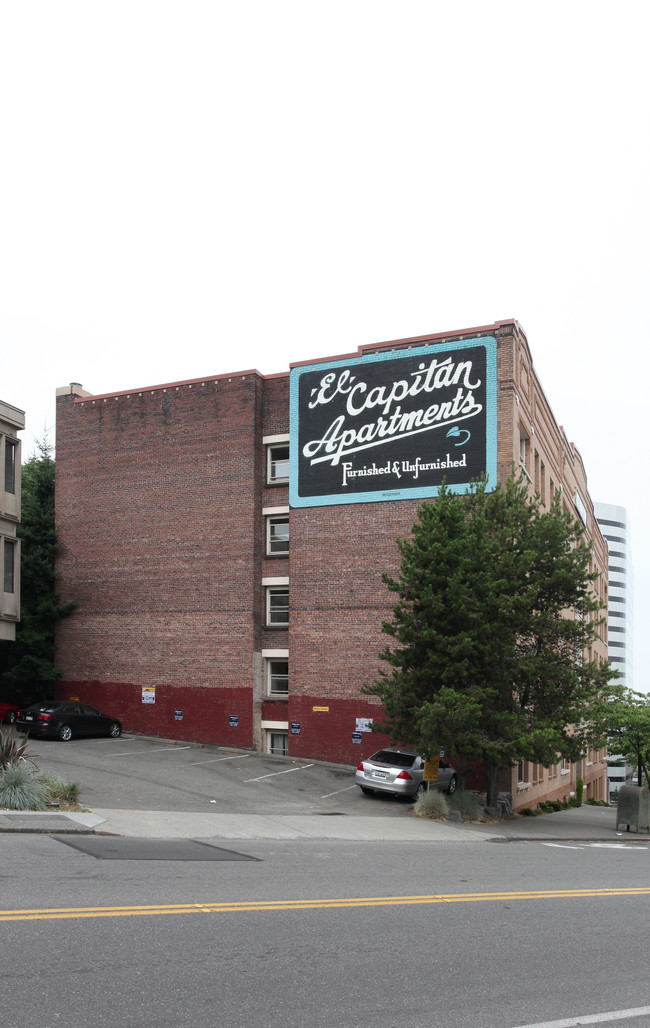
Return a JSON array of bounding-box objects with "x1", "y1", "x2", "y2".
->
[
  {"x1": 357, "y1": 763, "x2": 365, "y2": 771},
  {"x1": 37, "y1": 714, "x2": 51, "y2": 721},
  {"x1": 396, "y1": 770, "x2": 413, "y2": 780}
]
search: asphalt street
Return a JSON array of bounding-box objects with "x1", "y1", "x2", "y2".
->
[{"x1": 2, "y1": 734, "x2": 650, "y2": 1028}]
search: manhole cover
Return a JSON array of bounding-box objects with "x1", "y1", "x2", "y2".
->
[{"x1": 54, "y1": 837, "x2": 261, "y2": 861}]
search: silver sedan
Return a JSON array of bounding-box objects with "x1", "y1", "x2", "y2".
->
[{"x1": 355, "y1": 748, "x2": 457, "y2": 799}]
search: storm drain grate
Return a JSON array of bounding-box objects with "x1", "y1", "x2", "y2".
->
[{"x1": 54, "y1": 837, "x2": 261, "y2": 861}]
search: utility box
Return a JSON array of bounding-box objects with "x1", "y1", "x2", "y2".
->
[{"x1": 616, "y1": 785, "x2": 650, "y2": 833}]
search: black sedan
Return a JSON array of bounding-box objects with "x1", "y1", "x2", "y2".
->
[{"x1": 16, "y1": 701, "x2": 122, "y2": 742}]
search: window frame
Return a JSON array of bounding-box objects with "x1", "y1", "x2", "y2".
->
[
  {"x1": 267, "y1": 443, "x2": 290, "y2": 485},
  {"x1": 4, "y1": 439, "x2": 17, "y2": 495},
  {"x1": 266, "y1": 512, "x2": 289, "y2": 555},
  {"x1": 3, "y1": 538, "x2": 15, "y2": 593},
  {"x1": 265, "y1": 729, "x2": 289, "y2": 756},
  {"x1": 266, "y1": 585, "x2": 289, "y2": 626},
  {"x1": 263, "y1": 651, "x2": 289, "y2": 697}
]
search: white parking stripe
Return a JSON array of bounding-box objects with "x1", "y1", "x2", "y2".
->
[
  {"x1": 321, "y1": 785, "x2": 358, "y2": 798},
  {"x1": 245, "y1": 764, "x2": 314, "y2": 782},
  {"x1": 102, "y1": 746, "x2": 192, "y2": 757},
  {"x1": 187, "y1": 754, "x2": 250, "y2": 766},
  {"x1": 510, "y1": 1004, "x2": 650, "y2": 1027}
]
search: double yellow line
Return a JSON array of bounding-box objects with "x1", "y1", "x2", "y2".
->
[{"x1": 2, "y1": 887, "x2": 649, "y2": 922}]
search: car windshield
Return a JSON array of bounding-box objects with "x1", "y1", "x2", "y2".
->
[{"x1": 370, "y1": 750, "x2": 416, "y2": 768}]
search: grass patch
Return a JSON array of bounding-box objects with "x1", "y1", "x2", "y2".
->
[{"x1": 37, "y1": 773, "x2": 81, "y2": 809}]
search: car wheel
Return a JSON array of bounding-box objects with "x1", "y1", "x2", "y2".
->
[
  {"x1": 413, "y1": 781, "x2": 427, "y2": 800},
  {"x1": 108, "y1": 722, "x2": 122, "y2": 738},
  {"x1": 447, "y1": 774, "x2": 457, "y2": 795},
  {"x1": 360, "y1": 787, "x2": 374, "y2": 796},
  {"x1": 58, "y1": 724, "x2": 72, "y2": 742},
  {"x1": 3, "y1": 710, "x2": 16, "y2": 725}
]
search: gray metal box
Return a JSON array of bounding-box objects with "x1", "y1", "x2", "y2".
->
[{"x1": 616, "y1": 785, "x2": 650, "y2": 833}]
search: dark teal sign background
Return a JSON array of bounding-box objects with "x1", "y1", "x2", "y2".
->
[{"x1": 290, "y1": 337, "x2": 497, "y2": 508}]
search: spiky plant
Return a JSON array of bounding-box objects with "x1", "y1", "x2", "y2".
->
[
  {"x1": 0, "y1": 728, "x2": 30, "y2": 771},
  {"x1": 0, "y1": 763, "x2": 47, "y2": 810}
]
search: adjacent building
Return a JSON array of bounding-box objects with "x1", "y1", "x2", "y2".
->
[
  {"x1": 595, "y1": 502, "x2": 635, "y2": 801},
  {"x1": 54, "y1": 319, "x2": 610, "y2": 807},
  {"x1": 0, "y1": 400, "x2": 24, "y2": 642}
]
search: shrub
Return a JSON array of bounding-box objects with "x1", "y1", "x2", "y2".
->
[
  {"x1": 538, "y1": 800, "x2": 568, "y2": 813},
  {"x1": 0, "y1": 764, "x2": 47, "y2": 810},
  {"x1": 519, "y1": 807, "x2": 542, "y2": 817},
  {"x1": 586, "y1": 797, "x2": 609, "y2": 807},
  {"x1": 413, "y1": 789, "x2": 449, "y2": 820},
  {"x1": 576, "y1": 776, "x2": 584, "y2": 805},
  {"x1": 449, "y1": 790, "x2": 481, "y2": 820}
]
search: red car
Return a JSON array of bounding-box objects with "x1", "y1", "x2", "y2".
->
[{"x1": 0, "y1": 701, "x2": 20, "y2": 726}]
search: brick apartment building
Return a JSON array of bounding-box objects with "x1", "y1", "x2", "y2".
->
[{"x1": 54, "y1": 319, "x2": 609, "y2": 808}]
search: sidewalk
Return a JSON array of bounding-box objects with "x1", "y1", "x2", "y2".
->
[{"x1": 1, "y1": 803, "x2": 647, "y2": 842}]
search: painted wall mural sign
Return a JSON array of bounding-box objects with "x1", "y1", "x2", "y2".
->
[{"x1": 290, "y1": 337, "x2": 497, "y2": 507}]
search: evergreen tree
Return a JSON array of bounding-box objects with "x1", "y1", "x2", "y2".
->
[
  {"x1": 0, "y1": 437, "x2": 74, "y2": 703},
  {"x1": 365, "y1": 474, "x2": 613, "y2": 806}
]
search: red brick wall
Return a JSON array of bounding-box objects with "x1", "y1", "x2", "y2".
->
[
  {"x1": 55, "y1": 373, "x2": 265, "y2": 749},
  {"x1": 59, "y1": 679, "x2": 253, "y2": 746}
]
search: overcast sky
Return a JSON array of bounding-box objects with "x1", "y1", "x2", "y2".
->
[{"x1": 2, "y1": 2, "x2": 648, "y2": 689}]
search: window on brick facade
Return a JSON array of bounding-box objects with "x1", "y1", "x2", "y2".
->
[
  {"x1": 267, "y1": 444, "x2": 289, "y2": 485},
  {"x1": 266, "y1": 587, "x2": 289, "y2": 626},
  {"x1": 266, "y1": 729, "x2": 288, "y2": 755},
  {"x1": 266, "y1": 658, "x2": 288, "y2": 696},
  {"x1": 519, "y1": 424, "x2": 529, "y2": 473},
  {"x1": 267, "y1": 515, "x2": 289, "y2": 555}
]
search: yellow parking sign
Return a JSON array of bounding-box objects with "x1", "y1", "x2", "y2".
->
[{"x1": 423, "y1": 755, "x2": 441, "y2": 781}]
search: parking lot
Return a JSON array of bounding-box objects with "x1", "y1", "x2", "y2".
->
[{"x1": 25, "y1": 732, "x2": 415, "y2": 818}]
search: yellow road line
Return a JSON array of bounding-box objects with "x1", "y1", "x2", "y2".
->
[{"x1": 1, "y1": 887, "x2": 649, "y2": 922}]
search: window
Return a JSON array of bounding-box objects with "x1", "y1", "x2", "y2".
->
[
  {"x1": 267, "y1": 515, "x2": 289, "y2": 555},
  {"x1": 266, "y1": 586, "x2": 289, "y2": 625},
  {"x1": 4, "y1": 439, "x2": 16, "y2": 494},
  {"x1": 3, "y1": 539, "x2": 15, "y2": 593},
  {"x1": 519, "y1": 425, "x2": 530, "y2": 475},
  {"x1": 266, "y1": 658, "x2": 288, "y2": 695},
  {"x1": 266, "y1": 730, "x2": 288, "y2": 756},
  {"x1": 267, "y1": 444, "x2": 289, "y2": 484}
]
